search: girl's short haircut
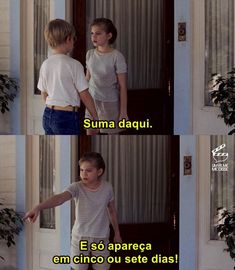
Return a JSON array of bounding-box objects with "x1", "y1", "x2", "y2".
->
[
  {"x1": 79, "y1": 152, "x2": 105, "y2": 176},
  {"x1": 44, "y1": 19, "x2": 76, "y2": 48},
  {"x1": 91, "y1": 18, "x2": 117, "y2": 44}
]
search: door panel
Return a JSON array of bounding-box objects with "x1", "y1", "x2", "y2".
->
[
  {"x1": 126, "y1": 89, "x2": 171, "y2": 134},
  {"x1": 73, "y1": 0, "x2": 174, "y2": 134}
]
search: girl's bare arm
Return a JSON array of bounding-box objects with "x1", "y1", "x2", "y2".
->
[
  {"x1": 108, "y1": 200, "x2": 122, "y2": 243},
  {"x1": 117, "y1": 73, "x2": 128, "y2": 120},
  {"x1": 24, "y1": 191, "x2": 72, "y2": 223},
  {"x1": 86, "y1": 69, "x2": 91, "y2": 81}
]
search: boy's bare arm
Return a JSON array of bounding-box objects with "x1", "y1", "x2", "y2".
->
[
  {"x1": 80, "y1": 89, "x2": 98, "y2": 121},
  {"x1": 108, "y1": 200, "x2": 122, "y2": 243},
  {"x1": 41, "y1": 91, "x2": 48, "y2": 102},
  {"x1": 23, "y1": 191, "x2": 72, "y2": 223}
]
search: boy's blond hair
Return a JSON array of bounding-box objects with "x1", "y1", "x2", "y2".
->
[{"x1": 44, "y1": 19, "x2": 76, "y2": 48}]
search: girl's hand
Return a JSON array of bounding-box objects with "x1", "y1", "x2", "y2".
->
[
  {"x1": 114, "y1": 234, "x2": 122, "y2": 243},
  {"x1": 23, "y1": 207, "x2": 40, "y2": 223},
  {"x1": 86, "y1": 128, "x2": 100, "y2": 135},
  {"x1": 118, "y1": 113, "x2": 129, "y2": 122}
]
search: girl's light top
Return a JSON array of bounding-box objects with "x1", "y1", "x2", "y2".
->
[
  {"x1": 38, "y1": 54, "x2": 88, "y2": 107},
  {"x1": 66, "y1": 180, "x2": 114, "y2": 238},
  {"x1": 86, "y1": 49, "x2": 127, "y2": 102}
]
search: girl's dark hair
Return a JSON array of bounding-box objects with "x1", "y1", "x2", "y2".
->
[
  {"x1": 79, "y1": 152, "x2": 105, "y2": 176},
  {"x1": 91, "y1": 18, "x2": 117, "y2": 44}
]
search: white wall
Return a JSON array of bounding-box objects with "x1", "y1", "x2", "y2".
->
[{"x1": 0, "y1": 136, "x2": 17, "y2": 269}]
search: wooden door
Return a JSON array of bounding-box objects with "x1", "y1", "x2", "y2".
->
[
  {"x1": 73, "y1": 0, "x2": 174, "y2": 134},
  {"x1": 78, "y1": 135, "x2": 179, "y2": 270}
]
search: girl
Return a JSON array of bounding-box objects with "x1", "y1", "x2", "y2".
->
[
  {"x1": 24, "y1": 152, "x2": 122, "y2": 270},
  {"x1": 86, "y1": 18, "x2": 128, "y2": 134}
]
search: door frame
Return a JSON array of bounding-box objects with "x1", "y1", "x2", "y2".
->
[
  {"x1": 174, "y1": 0, "x2": 193, "y2": 134},
  {"x1": 179, "y1": 136, "x2": 197, "y2": 270},
  {"x1": 79, "y1": 135, "x2": 179, "y2": 262}
]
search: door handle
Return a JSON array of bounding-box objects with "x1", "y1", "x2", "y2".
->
[
  {"x1": 168, "y1": 79, "x2": 172, "y2": 97},
  {"x1": 173, "y1": 212, "x2": 177, "y2": 231}
]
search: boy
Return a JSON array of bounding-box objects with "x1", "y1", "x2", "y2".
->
[{"x1": 38, "y1": 19, "x2": 98, "y2": 134}]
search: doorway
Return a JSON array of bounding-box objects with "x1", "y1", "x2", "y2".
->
[
  {"x1": 78, "y1": 135, "x2": 179, "y2": 270},
  {"x1": 73, "y1": 0, "x2": 174, "y2": 134}
]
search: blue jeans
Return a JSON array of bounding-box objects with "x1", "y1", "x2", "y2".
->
[{"x1": 43, "y1": 107, "x2": 80, "y2": 135}]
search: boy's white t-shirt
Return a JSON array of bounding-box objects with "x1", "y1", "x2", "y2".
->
[
  {"x1": 65, "y1": 180, "x2": 114, "y2": 238},
  {"x1": 86, "y1": 49, "x2": 127, "y2": 102},
  {"x1": 37, "y1": 54, "x2": 88, "y2": 107}
]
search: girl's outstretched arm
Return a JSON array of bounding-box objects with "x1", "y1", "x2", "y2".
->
[
  {"x1": 23, "y1": 191, "x2": 72, "y2": 223},
  {"x1": 108, "y1": 200, "x2": 122, "y2": 243},
  {"x1": 117, "y1": 73, "x2": 128, "y2": 121}
]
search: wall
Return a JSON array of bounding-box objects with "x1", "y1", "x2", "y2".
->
[
  {"x1": 0, "y1": 0, "x2": 10, "y2": 74},
  {"x1": 0, "y1": 0, "x2": 11, "y2": 133},
  {"x1": 0, "y1": 136, "x2": 17, "y2": 269},
  {"x1": 0, "y1": 0, "x2": 20, "y2": 134}
]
